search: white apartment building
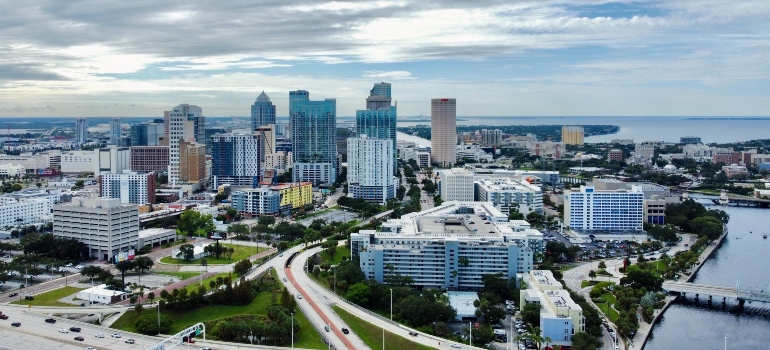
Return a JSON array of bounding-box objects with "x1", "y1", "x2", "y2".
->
[
  {"x1": 347, "y1": 135, "x2": 396, "y2": 205},
  {"x1": 231, "y1": 186, "x2": 281, "y2": 216},
  {"x1": 264, "y1": 151, "x2": 292, "y2": 172},
  {"x1": 475, "y1": 177, "x2": 543, "y2": 215},
  {"x1": 53, "y1": 197, "x2": 139, "y2": 260},
  {"x1": 564, "y1": 186, "x2": 644, "y2": 233},
  {"x1": 438, "y1": 168, "x2": 474, "y2": 202},
  {"x1": 520, "y1": 270, "x2": 584, "y2": 348},
  {"x1": 456, "y1": 144, "x2": 494, "y2": 162},
  {"x1": 0, "y1": 189, "x2": 61, "y2": 228},
  {"x1": 167, "y1": 104, "x2": 205, "y2": 185},
  {"x1": 350, "y1": 201, "x2": 543, "y2": 290},
  {"x1": 431, "y1": 98, "x2": 457, "y2": 166},
  {"x1": 99, "y1": 171, "x2": 155, "y2": 204}
]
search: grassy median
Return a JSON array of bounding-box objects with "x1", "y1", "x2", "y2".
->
[
  {"x1": 11, "y1": 286, "x2": 85, "y2": 307},
  {"x1": 332, "y1": 305, "x2": 435, "y2": 350}
]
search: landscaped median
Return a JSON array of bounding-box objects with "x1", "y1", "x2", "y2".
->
[
  {"x1": 332, "y1": 305, "x2": 434, "y2": 350},
  {"x1": 10, "y1": 286, "x2": 86, "y2": 307},
  {"x1": 159, "y1": 243, "x2": 265, "y2": 265}
]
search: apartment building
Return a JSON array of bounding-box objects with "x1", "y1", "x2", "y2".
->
[
  {"x1": 99, "y1": 171, "x2": 156, "y2": 204},
  {"x1": 130, "y1": 146, "x2": 169, "y2": 173},
  {"x1": 438, "y1": 168, "x2": 474, "y2": 202},
  {"x1": 520, "y1": 270, "x2": 584, "y2": 348},
  {"x1": 474, "y1": 177, "x2": 543, "y2": 215},
  {"x1": 564, "y1": 186, "x2": 644, "y2": 233}
]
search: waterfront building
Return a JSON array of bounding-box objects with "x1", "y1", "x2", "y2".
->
[
  {"x1": 130, "y1": 146, "x2": 169, "y2": 173},
  {"x1": 356, "y1": 82, "x2": 397, "y2": 172},
  {"x1": 431, "y1": 98, "x2": 457, "y2": 166},
  {"x1": 480, "y1": 129, "x2": 503, "y2": 147},
  {"x1": 167, "y1": 104, "x2": 205, "y2": 184},
  {"x1": 289, "y1": 90, "x2": 337, "y2": 185},
  {"x1": 109, "y1": 117, "x2": 122, "y2": 145},
  {"x1": 347, "y1": 135, "x2": 396, "y2": 205},
  {"x1": 251, "y1": 91, "x2": 276, "y2": 131},
  {"x1": 98, "y1": 171, "x2": 156, "y2": 204},
  {"x1": 0, "y1": 189, "x2": 61, "y2": 227},
  {"x1": 520, "y1": 270, "x2": 584, "y2": 348},
  {"x1": 53, "y1": 197, "x2": 139, "y2": 260},
  {"x1": 350, "y1": 201, "x2": 543, "y2": 290},
  {"x1": 561, "y1": 126, "x2": 584, "y2": 145},
  {"x1": 438, "y1": 168, "x2": 474, "y2": 202},
  {"x1": 75, "y1": 118, "x2": 88, "y2": 144},
  {"x1": 210, "y1": 133, "x2": 263, "y2": 187},
  {"x1": 564, "y1": 186, "x2": 644, "y2": 233},
  {"x1": 475, "y1": 177, "x2": 543, "y2": 215}
]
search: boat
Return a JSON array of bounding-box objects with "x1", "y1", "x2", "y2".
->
[
  {"x1": 718, "y1": 190, "x2": 729, "y2": 205},
  {"x1": 764, "y1": 233, "x2": 768, "y2": 239}
]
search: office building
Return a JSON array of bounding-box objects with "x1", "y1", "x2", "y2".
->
[
  {"x1": 564, "y1": 186, "x2": 644, "y2": 233},
  {"x1": 99, "y1": 171, "x2": 156, "y2": 204},
  {"x1": 251, "y1": 91, "x2": 276, "y2": 131},
  {"x1": 130, "y1": 146, "x2": 170, "y2": 173},
  {"x1": 431, "y1": 98, "x2": 457, "y2": 166},
  {"x1": 0, "y1": 189, "x2": 61, "y2": 227},
  {"x1": 290, "y1": 90, "x2": 337, "y2": 185},
  {"x1": 475, "y1": 177, "x2": 543, "y2": 215},
  {"x1": 350, "y1": 201, "x2": 542, "y2": 290},
  {"x1": 347, "y1": 135, "x2": 396, "y2": 205},
  {"x1": 520, "y1": 270, "x2": 583, "y2": 348},
  {"x1": 53, "y1": 197, "x2": 139, "y2": 260},
  {"x1": 179, "y1": 139, "x2": 206, "y2": 183},
  {"x1": 356, "y1": 82, "x2": 397, "y2": 172},
  {"x1": 167, "y1": 104, "x2": 205, "y2": 184},
  {"x1": 644, "y1": 196, "x2": 666, "y2": 225},
  {"x1": 95, "y1": 146, "x2": 130, "y2": 174},
  {"x1": 129, "y1": 121, "x2": 164, "y2": 146},
  {"x1": 713, "y1": 150, "x2": 741, "y2": 164},
  {"x1": 109, "y1": 117, "x2": 122, "y2": 145},
  {"x1": 231, "y1": 186, "x2": 280, "y2": 216},
  {"x1": 438, "y1": 168, "x2": 474, "y2": 202},
  {"x1": 480, "y1": 129, "x2": 503, "y2": 147},
  {"x1": 210, "y1": 133, "x2": 263, "y2": 187},
  {"x1": 561, "y1": 126, "x2": 584, "y2": 145},
  {"x1": 75, "y1": 118, "x2": 88, "y2": 144},
  {"x1": 608, "y1": 149, "x2": 624, "y2": 162}
]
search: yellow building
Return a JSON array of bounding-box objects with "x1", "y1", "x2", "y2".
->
[
  {"x1": 270, "y1": 182, "x2": 313, "y2": 210},
  {"x1": 561, "y1": 125, "x2": 584, "y2": 145}
]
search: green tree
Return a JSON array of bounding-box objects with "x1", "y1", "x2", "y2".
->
[
  {"x1": 133, "y1": 256, "x2": 154, "y2": 275},
  {"x1": 233, "y1": 258, "x2": 253, "y2": 277},
  {"x1": 177, "y1": 210, "x2": 216, "y2": 237},
  {"x1": 135, "y1": 313, "x2": 172, "y2": 335},
  {"x1": 345, "y1": 282, "x2": 372, "y2": 305},
  {"x1": 227, "y1": 223, "x2": 250, "y2": 237},
  {"x1": 258, "y1": 216, "x2": 276, "y2": 226},
  {"x1": 177, "y1": 244, "x2": 195, "y2": 261},
  {"x1": 521, "y1": 302, "x2": 541, "y2": 326},
  {"x1": 598, "y1": 261, "x2": 607, "y2": 270},
  {"x1": 588, "y1": 270, "x2": 597, "y2": 280}
]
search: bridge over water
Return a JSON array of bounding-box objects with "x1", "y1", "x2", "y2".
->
[{"x1": 663, "y1": 281, "x2": 770, "y2": 306}]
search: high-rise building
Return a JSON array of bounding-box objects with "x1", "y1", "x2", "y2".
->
[
  {"x1": 210, "y1": 133, "x2": 263, "y2": 188},
  {"x1": 130, "y1": 146, "x2": 170, "y2": 173},
  {"x1": 564, "y1": 186, "x2": 644, "y2": 232},
  {"x1": 179, "y1": 139, "x2": 206, "y2": 183},
  {"x1": 356, "y1": 82, "x2": 397, "y2": 172},
  {"x1": 75, "y1": 118, "x2": 88, "y2": 144},
  {"x1": 53, "y1": 197, "x2": 139, "y2": 260},
  {"x1": 99, "y1": 171, "x2": 156, "y2": 204},
  {"x1": 561, "y1": 126, "x2": 584, "y2": 146},
  {"x1": 347, "y1": 135, "x2": 396, "y2": 205},
  {"x1": 480, "y1": 129, "x2": 503, "y2": 147},
  {"x1": 167, "y1": 104, "x2": 205, "y2": 184},
  {"x1": 431, "y1": 98, "x2": 457, "y2": 166},
  {"x1": 129, "y1": 121, "x2": 164, "y2": 146},
  {"x1": 109, "y1": 117, "x2": 122, "y2": 145},
  {"x1": 438, "y1": 168, "x2": 474, "y2": 201},
  {"x1": 251, "y1": 91, "x2": 276, "y2": 132},
  {"x1": 290, "y1": 90, "x2": 337, "y2": 185}
]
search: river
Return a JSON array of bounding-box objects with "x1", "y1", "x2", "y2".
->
[{"x1": 644, "y1": 196, "x2": 770, "y2": 350}]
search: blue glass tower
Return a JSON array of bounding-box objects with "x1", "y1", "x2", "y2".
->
[
  {"x1": 356, "y1": 82, "x2": 396, "y2": 172},
  {"x1": 251, "y1": 91, "x2": 276, "y2": 131},
  {"x1": 290, "y1": 90, "x2": 337, "y2": 185}
]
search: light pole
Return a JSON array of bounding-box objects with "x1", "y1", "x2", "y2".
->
[
  {"x1": 469, "y1": 321, "x2": 472, "y2": 346},
  {"x1": 157, "y1": 302, "x2": 160, "y2": 332},
  {"x1": 389, "y1": 289, "x2": 393, "y2": 320},
  {"x1": 333, "y1": 266, "x2": 337, "y2": 294},
  {"x1": 291, "y1": 312, "x2": 294, "y2": 348},
  {"x1": 249, "y1": 331, "x2": 253, "y2": 345}
]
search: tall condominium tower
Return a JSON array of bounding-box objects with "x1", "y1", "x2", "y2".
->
[
  {"x1": 356, "y1": 82, "x2": 397, "y2": 172},
  {"x1": 347, "y1": 135, "x2": 396, "y2": 205},
  {"x1": 210, "y1": 133, "x2": 263, "y2": 188},
  {"x1": 431, "y1": 98, "x2": 457, "y2": 166},
  {"x1": 290, "y1": 90, "x2": 337, "y2": 185},
  {"x1": 75, "y1": 118, "x2": 88, "y2": 144},
  {"x1": 251, "y1": 91, "x2": 276, "y2": 132},
  {"x1": 109, "y1": 117, "x2": 122, "y2": 145},
  {"x1": 167, "y1": 104, "x2": 205, "y2": 184},
  {"x1": 561, "y1": 126, "x2": 585, "y2": 145}
]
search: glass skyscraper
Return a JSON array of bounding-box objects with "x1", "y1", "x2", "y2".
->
[
  {"x1": 356, "y1": 82, "x2": 397, "y2": 173},
  {"x1": 290, "y1": 90, "x2": 337, "y2": 185},
  {"x1": 251, "y1": 91, "x2": 276, "y2": 131}
]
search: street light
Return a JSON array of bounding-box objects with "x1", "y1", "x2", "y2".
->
[
  {"x1": 291, "y1": 312, "x2": 294, "y2": 348},
  {"x1": 389, "y1": 289, "x2": 393, "y2": 320}
]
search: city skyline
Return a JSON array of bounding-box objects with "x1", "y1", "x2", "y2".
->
[{"x1": 1, "y1": 1, "x2": 769, "y2": 117}]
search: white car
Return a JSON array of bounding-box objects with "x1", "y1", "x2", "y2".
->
[
  {"x1": 111, "y1": 333, "x2": 121, "y2": 338},
  {"x1": 95, "y1": 334, "x2": 104, "y2": 338},
  {"x1": 451, "y1": 344, "x2": 462, "y2": 349},
  {"x1": 296, "y1": 294, "x2": 302, "y2": 299},
  {"x1": 65, "y1": 263, "x2": 73, "y2": 267},
  {"x1": 75, "y1": 265, "x2": 84, "y2": 269},
  {"x1": 59, "y1": 329, "x2": 69, "y2": 333}
]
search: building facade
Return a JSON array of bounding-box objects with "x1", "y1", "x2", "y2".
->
[
  {"x1": 290, "y1": 90, "x2": 337, "y2": 185},
  {"x1": 608, "y1": 149, "x2": 624, "y2": 162},
  {"x1": 356, "y1": 82, "x2": 397, "y2": 172},
  {"x1": 210, "y1": 133, "x2": 263, "y2": 187},
  {"x1": 480, "y1": 129, "x2": 503, "y2": 147},
  {"x1": 109, "y1": 117, "x2": 122, "y2": 145},
  {"x1": 270, "y1": 182, "x2": 313, "y2": 211},
  {"x1": 561, "y1": 126, "x2": 584, "y2": 145},
  {"x1": 431, "y1": 98, "x2": 457, "y2": 166},
  {"x1": 231, "y1": 186, "x2": 280, "y2": 216},
  {"x1": 347, "y1": 135, "x2": 396, "y2": 205},
  {"x1": 53, "y1": 197, "x2": 139, "y2": 260},
  {"x1": 350, "y1": 202, "x2": 542, "y2": 290},
  {"x1": 564, "y1": 186, "x2": 644, "y2": 232},
  {"x1": 0, "y1": 189, "x2": 60, "y2": 227},
  {"x1": 251, "y1": 91, "x2": 276, "y2": 131},
  {"x1": 75, "y1": 118, "x2": 88, "y2": 144},
  {"x1": 475, "y1": 177, "x2": 543, "y2": 215},
  {"x1": 99, "y1": 172, "x2": 156, "y2": 204},
  {"x1": 438, "y1": 168, "x2": 474, "y2": 202},
  {"x1": 179, "y1": 140, "x2": 206, "y2": 183},
  {"x1": 129, "y1": 122, "x2": 164, "y2": 146},
  {"x1": 167, "y1": 104, "x2": 205, "y2": 184},
  {"x1": 130, "y1": 146, "x2": 169, "y2": 173},
  {"x1": 520, "y1": 270, "x2": 583, "y2": 348}
]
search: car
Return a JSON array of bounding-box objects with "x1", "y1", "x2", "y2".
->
[
  {"x1": 0, "y1": 313, "x2": 8, "y2": 320},
  {"x1": 283, "y1": 277, "x2": 287, "y2": 282},
  {"x1": 324, "y1": 325, "x2": 330, "y2": 332},
  {"x1": 187, "y1": 339, "x2": 196, "y2": 343},
  {"x1": 24, "y1": 296, "x2": 34, "y2": 300},
  {"x1": 297, "y1": 294, "x2": 302, "y2": 299},
  {"x1": 45, "y1": 318, "x2": 56, "y2": 323},
  {"x1": 279, "y1": 253, "x2": 283, "y2": 257},
  {"x1": 86, "y1": 347, "x2": 97, "y2": 350},
  {"x1": 75, "y1": 265, "x2": 84, "y2": 269},
  {"x1": 451, "y1": 345, "x2": 462, "y2": 349},
  {"x1": 59, "y1": 329, "x2": 69, "y2": 333},
  {"x1": 615, "y1": 346, "x2": 620, "y2": 350},
  {"x1": 95, "y1": 334, "x2": 104, "y2": 338},
  {"x1": 111, "y1": 333, "x2": 122, "y2": 338},
  {"x1": 70, "y1": 326, "x2": 81, "y2": 332},
  {"x1": 74, "y1": 336, "x2": 84, "y2": 341},
  {"x1": 79, "y1": 303, "x2": 86, "y2": 307},
  {"x1": 200, "y1": 348, "x2": 213, "y2": 350},
  {"x1": 125, "y1": 339, "x2": 135, "y2": 344},
  {"x1": 65, "y1": 263, "x2": 73, "y2": 267},
  {"x1": 341, "y1": 328, "x2": 349, "y2": 334},
  {"x1": 11, "y1": 322, "x2": 20, "y2": 327},
  {"x1": 8, "y1": 292, "x2": 18, "y2": 297}
]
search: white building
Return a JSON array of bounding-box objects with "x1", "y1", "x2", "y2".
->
[
  {"x1": 0, "y1": 189, "x2": 61, "y2": 228},
  {"x1": 264, "y1": 151, "x2": 292, "y2": 172},
  {"x1": 564, "y1": 186, "x2": 644, "y2": 233},
  {"x1": 231, "y1": 186, "x2": 281, "y2": 216},
  {"x1": 95, "y1": 146, "x2": 130, "y2": 174},
  {"x1": 109, "y1": 117, "x2": 122, "y2": 145},
  {"x1": 75, "y1": 118, "x2": 88, "y2": 144},
  {"x1": 456, "y1": 144, "x2": 494, "y2": 162},
  {"x1": 76, "y1": 284, "x2": 128, "y2": 304},
  {"x1": 61, "y1": 150, "x2": 98, "y2": 173},
  {"x1": 520, "y1": 270, "x2": 583, "y2": 348},
  {"x1": 350, "y1": 201, "x2": 543, "y2": 290},
  {"x1": 0, "y1": 154, "x2": 50, "y2": 171},
  {"x1": 53, "y1": 197, "x2": 139, "y2": 260},
  {"x1": 438, "y1": 168, "x2": 474, "y2": 202},
  {"x1": 99, "y1": 171, "x2": 155, "y2": 204},
  {"x1": 0, "y1": 163, "x2": 25, "y2": 177},
  {"x1": 683, "y1": 143, "x2": 714, "y2": 162},
  {"x1": 447, "y1": 291, "x2": 480, "y2": 321},
  {"x1": 167, "y1": 104, "x2": 205, "y2": 185},
  {"x1": 475, "y1": 177, "x2": 543, "y2": 215},
  {"x1": 347, "y1": 135, "x2": 396, "y2": 205}
]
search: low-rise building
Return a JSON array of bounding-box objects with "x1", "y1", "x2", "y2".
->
[
  {"x1": 474, "y1": 177, "x2": 543, "y2": 215},
  {"x1": 0, "y1": 163, "x2": 25, "y2": 176},
  {"x1": 722, "y1": 164, "x2": 749, "y2": 179},
  {"x1": 98, "y1": 171, "x2": 156, "y2": 204},
  {"x1": 231, "y1": 186, "x2": 281, "y2": 216},
  {"x1": 76, "y1": 284, "x2": 128, "y2": 304},
  {"x1": 447, "y1": 291, "x2": 480, "y2": 322},
  {"x1": 438, "y1": 168, "x2": 474, "y2": 202},
  {"x1": 0, "y1": 189, "x2": 61, "y2": 227},
  {"x1": 520, "y1": 270, "x2": 583, "y2": 348},
  {"x1": 608, "y1": 149, "x2": 624, "y2": 162},
  {"x1": 53, "y1": 197, "x2": 139, "y2": 260}
]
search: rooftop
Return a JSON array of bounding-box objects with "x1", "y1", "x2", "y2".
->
[{"x1": 447, "y1": 291, "x2": 479, "y2": 317}]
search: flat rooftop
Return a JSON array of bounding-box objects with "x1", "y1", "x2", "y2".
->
[
  {"x1": 138, "y1": 228, "x2": 175, "y2": 238},
  {"x1": 447, "y1": 291, "x2": 479, "y2": 317},
  {"x1": 530, "y1": 270, "x2": 561, "y2": 288}
]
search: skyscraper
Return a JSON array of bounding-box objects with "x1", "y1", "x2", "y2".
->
[
  {"x1": 129, "y1": 121, "x2": 164, "y2": 146},
  {"x1": 431, "y1": 98, "x2": 457, "y2": 166},
  {"x1": 210, "y1": 133, "x2": 263, "y2": 188},
  {"x1": 75, "y1": 118, "x2": 88, "y2": 145},
  {"x1": 167, "y1": 104, "x2": 205, "y2": 184},
  {"x1": 356, "y1": 82, "x2": 397, "y2": 172},
  {"x1": 347, "y1": 135, "x2": 396, "y2": 205},
  {"x1": 561, "y1": 126, "x2": 584, "y2": 145},
  {"x1": 290, "y1": 90, "x2": 337, "y2": 185},
  {"x1": 109, "y1": 117, "x2": 122, "y2": 145},
  {"x1": 251, "y1": 91, "x2": 276, "y2": 132}
]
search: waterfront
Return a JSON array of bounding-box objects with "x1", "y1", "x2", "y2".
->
[{"x1": 645, "y1": 197, "x2": 770, "y2": 350}]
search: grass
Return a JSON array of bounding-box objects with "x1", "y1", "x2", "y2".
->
[
  {"x1": 182, "y1": 272, "x2": 232, "y2": 294},
  {"x1": 111, "y1": 290, "x2": 325, "y2": 348},
  {"x1": 159, "y1": 243, "x2": 265, "y2": 265},
  {"x1": 11, "y1": 286, "x2": 85, "y2": 307},
  {"x1": 596, "y1": 292, "x2": 620, "y2": 322},
  {"x1": 332, "y1": 306, "x2": 435, "y2": 350},
  {"x1": 153, "y1": 271, "x2": 203, "y2": 280},
  {"x1": 296, "y1": 208, "x2": 332, "y2": 220},
  {"x1": 318, "y1": 246, "x2": 351, "y2": 266}
]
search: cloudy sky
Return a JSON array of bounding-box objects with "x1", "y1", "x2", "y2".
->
[{"x1": 1, "y1": 0, "x2": 769, "y2": 117}]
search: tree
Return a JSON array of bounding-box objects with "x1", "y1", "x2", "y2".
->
[
  {"x1": 474, "y1": 298, "x2": 506, "y2": 325},
  {"x1": 258, "y1": 216, "x2": 276, "y2": 226},
  {"x1": 571, "y1": 332, "x2": 602, "y2": 350},
  {"x1": 135, "y1": 313, "x2": 172, "y2": 335},
  {"x1": 227, "y1": 223, "x2": 250, "y2": 237},
  {"x1": 345, "y1": 282, "x2": 372, "y2": 305},
  {"x1": 177, "y1": 244, "x2": 195, "y2": 261},
  {"x1": 225, "y1": 247, "x2": 235, "y2": 262},
  {"x1": 148, "y1": 292, "x2": 155, "y2": 303},
  {"x1": 177, "y1": 210, "x2": 216, "y2": 237},
  {"x1": 81, "y1": 265, "x2": 107, "y2": 280},
  {"x1": 233, "y1": 258, "x2": 253, "y2": 277},
  {"x1": 588, "y1": 270, "x2": 597, "y2": 280},
  {"x1": 598, "y1": 261, "x2": 607, "y2": 270},
  {"x1": 134, "y1": 302, "x2": 144, "y2": 315},
  {"x1": 620, "y1": 269, "x2": 663, "y2": 291},
  {"x1": 521, "y1": 302, "x2": 541, "y2": 326},
  {"x1": 133, "y1": 256, "x2": 154, "y2": 275}
]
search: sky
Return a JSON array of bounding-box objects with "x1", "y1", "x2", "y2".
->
[{"x1": 1, "y1": 0, "x2": 769, "y2": 118}]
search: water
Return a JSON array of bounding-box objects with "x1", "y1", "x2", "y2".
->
[
  {"x1": 644, "y1": 198, "x2": 770, "y2": 350},
  {"x1": 396, "y1": 116, "x2": 770, "y2": 144}
]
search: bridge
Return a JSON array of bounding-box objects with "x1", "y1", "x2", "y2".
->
[
  {"x1": 663, "y1": 281, "x2": 770, "y2": 305},
  {"x1": 709, "y1": 194, "x2": 770, "y2": 207}
]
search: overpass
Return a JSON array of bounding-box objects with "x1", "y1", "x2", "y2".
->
[{"x1": 663, "y1": 281, "x2": 770, "y2": 305}]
